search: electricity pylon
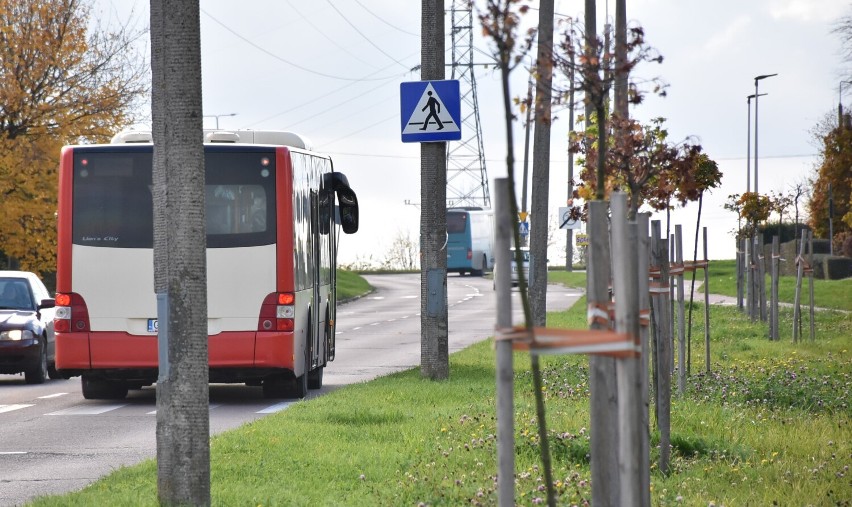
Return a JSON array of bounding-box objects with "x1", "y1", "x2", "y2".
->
[{"x1": 447, "y1": 0, "x2": 490, "y2": 209}]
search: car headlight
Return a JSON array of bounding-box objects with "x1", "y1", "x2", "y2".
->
[{"x1": 0, "y1": 330, "x2": 34, "y2": 341}]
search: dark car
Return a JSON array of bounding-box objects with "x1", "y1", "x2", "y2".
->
[{"x1": 0, "y1": 271, "x2": 58, "y2": 383}]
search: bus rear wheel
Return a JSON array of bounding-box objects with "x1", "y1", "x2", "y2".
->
[
  {"x1": 262, "y1": 374, "x2": 307, "y2": 399},
  {"x1": 472, "y1": 254, "x2": 487, "y2": 277},
  {"x1": 308, "y1": 366, "x2": 323, "y2": 390},
  {"x1": 82, "y1": 375, "x2": 128, "y2": 400}
]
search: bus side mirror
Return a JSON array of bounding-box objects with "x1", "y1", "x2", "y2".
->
[
  {"x1": 325, "y1": 172, "x2": 359, "y2": 234},
  {"x1": 337, "y1": 187, "x2": 359, "y2": 234}
]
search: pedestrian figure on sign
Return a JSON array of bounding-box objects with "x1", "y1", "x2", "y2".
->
[{"x1": 420, "y1": 91, "x2": 444, "y2": 131}]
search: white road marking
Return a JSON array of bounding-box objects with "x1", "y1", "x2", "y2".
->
[
  {"x1": 0, "y1": 404, "x2": 34, "y2": 414},
  {"x1": 401, "y1": 295, "x2": 417, "y2": 299},
  {"x1": 46, "y1": 404, "x2": 127, "y2": 416},
  {"x1": 371, "y1": 296, "x2": 385, "y2": 300},
  {"x1": 37, "y1": 393, "x2": 68, "y2": 399},
  {"x1": 353, "y1": 326, "x2": 362, "y2": 330},
  {"x1": 0, "y1": 451, "x2": 27, "y2": 455},
  {"x1": 147, "y1": 403, "x2": 220, "y2": 415},
  {"x1": 257, "y1": 402, "x2": 293, "y2": 414},
  {"x1": 370, "y1": 322, "x2": 380, "y2": 326}
]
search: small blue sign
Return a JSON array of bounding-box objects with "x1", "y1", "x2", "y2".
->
[
  {"x1": 519, "y1": 221, "x2": 530, "y2": 236},
  {"x1": 400, "y1": 80, "x2": 462, "y2": 143}
]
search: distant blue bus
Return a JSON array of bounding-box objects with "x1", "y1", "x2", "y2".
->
[{"x1": 446, "y1": 207, "x2": 494, "y2": 276}]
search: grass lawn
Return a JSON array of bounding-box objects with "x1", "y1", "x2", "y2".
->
[
  {"x1": 336, "y1": 269, "x2": 373, "y2": 300},
  {"x1": 705, "y1": 259, "x2": 851, "y2": 312},
  {"x1": 549, "y1": 260, "x2": 851, "y2": 312},
  {"x1": 28, "y1": 272, "x2": 851, "y2": 506}
]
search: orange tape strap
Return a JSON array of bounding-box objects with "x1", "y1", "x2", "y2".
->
[
  {"x1": 639, "y1": 309, "x2": 651, "y2": 327},
  {"x1": 649, "y1": 282, "x2": 670, "y2": 294},
  {"x1": 510, "y1": 327, "x2": 640, "y2": 358},
  {"x1": 587, "y1": 302, "x2": 610, "y2": 327}
]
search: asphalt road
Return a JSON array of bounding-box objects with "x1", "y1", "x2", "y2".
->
[{"x1": 0, "y1": 274, "x2": 581, "y2": 506}]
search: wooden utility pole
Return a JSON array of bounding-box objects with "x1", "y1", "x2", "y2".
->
[
  {"x1": 150, "y1": 0, "x2": 210, "y2": 504},
  {"x1": 420, "y1": 0, "x2": 449, "y2": 380}
]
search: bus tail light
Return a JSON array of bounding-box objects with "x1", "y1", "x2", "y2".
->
[
  {"x1": 54, "y1": 292, "x2": 91, "y2": 333},
  {"x1": 258, "y1": 292, "x2": 295, "y2": 332},
  {"x1": 467, "y1": 248, "x2": 473, "y2": 260}
]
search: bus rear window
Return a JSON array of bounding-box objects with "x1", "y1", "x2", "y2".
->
[
  {"x1": 71, "y1": 149, "x2": 277, "y2": 248},
  {"x1": 447, "y1": 212, "x2": 468, "y2": 234}
]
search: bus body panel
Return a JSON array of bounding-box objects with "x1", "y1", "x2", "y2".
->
[
  {"x1": 56, "y1": 147, "x2": 74, "y2": 292},
  {"x1": 86, "y1": 331, "x2": 279, "y2": 369},
  {"x1": 275, "y1": 148, "x2": 295, "y2": 291},
  {"x1": 55, "y1": 333, "x2": 90, "y2": 369},
  {"x1": 54, "y1": 134, "x2": 353, "y2": 393},
  {"x1": 71, "y1": 246, "x2": 155, "y2": 332},
  {"x1": 255, "y1": 331, "x2": 294, "y2": 369},
  {"x1": 207, "y1": 245, "x2": 276, "y2": 331},
  {"x1": 447, "y1": 209, "x2": 494, "y2": 274},
  {"x1": 90, "y1": 333, "x2": 157, "y2": 368}
]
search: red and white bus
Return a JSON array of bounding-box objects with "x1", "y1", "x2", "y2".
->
[{"x1": 54, "y1": 130, "x2": 359, "y2": 400}]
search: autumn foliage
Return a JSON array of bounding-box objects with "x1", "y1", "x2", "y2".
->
[
  {"x1": 0, "y1": 0, "x2": 147, "y2": 273},
  {"x1": 808, "y1": 119, "x2": 852, "y2": 242}
]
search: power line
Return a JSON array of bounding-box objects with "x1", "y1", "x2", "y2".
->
[
  {"x1": 315, "y1": 112, "x2": 399, "y2": 149},
  {"x1": 352, "y1": 0, "x2": 419, "y2": 37},
  {"x1": 245, "y1": 53, "x2": 416, "y2": 129},
  {"x1": 323, "y1": 0, "x2": 412, "y2": 70},
  {"x1": 200, "y1": 8, "x2": 404, "y2": 81},
  {"x1": 283, "y1": 0, "x2": 380, "y2": 69}
]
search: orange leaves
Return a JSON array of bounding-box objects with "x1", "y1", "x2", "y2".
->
[{"x1": 0, "y1": 0, "x2": 147, "y2": 274}]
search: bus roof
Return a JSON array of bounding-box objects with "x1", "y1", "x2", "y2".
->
[{"x1": 110, "y1": 130, "x2": 313, "y2": 150}]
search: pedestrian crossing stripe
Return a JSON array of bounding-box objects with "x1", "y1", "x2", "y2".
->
[
  {"x1": 46, "y1": 404, "x2": 127, "y2": 415},
  {"x1": 0, "y1": 404, "x2": 34, "y2": 414},
  {"x1": 400, "y1": 80, "x2": 462, "y2": 143}
]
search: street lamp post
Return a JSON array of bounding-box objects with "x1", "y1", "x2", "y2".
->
[
  {"x1": 204, "y1": 113, "x2": 237, "y2": 129},
  {"x1": 746, "y1": 93, "x2": 766, "y2": 193},
  {"x1": 753, "y1": 73, "x2": 777, "y2": 195}
]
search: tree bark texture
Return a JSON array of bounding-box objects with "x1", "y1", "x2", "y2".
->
[
  {"x1": 150, "y1": 0, "x2": 210, "y2": 504},
  {"x1": 529, "y1": 0, "x2": 554, "y2": 327},
  {"x1": 420, "y1": 0, "x2": 448, "y2": 380}
]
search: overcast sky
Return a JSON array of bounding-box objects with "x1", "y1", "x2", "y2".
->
[{"x1": 93, "y1": 0, "x2": 848, "y2": 264}]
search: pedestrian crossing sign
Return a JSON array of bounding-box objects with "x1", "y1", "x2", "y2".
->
[{"x1": 400, "y1": 80, "x2": 461, "y2": 143}]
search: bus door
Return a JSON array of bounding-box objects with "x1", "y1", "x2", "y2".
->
[{"x1": 308, "y1": 190, "x2": 322, "y2": 370}]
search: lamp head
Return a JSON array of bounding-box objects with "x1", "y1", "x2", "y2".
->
[{"x1": 755, "y1": 73, "x2": 778, "y2": 81}]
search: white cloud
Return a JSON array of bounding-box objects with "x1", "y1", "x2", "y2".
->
[
  {"x1": 703, "y1": 15, "x2": 752, "y2": 55},
  {"x1": 769, "y1": 0, "x2": 847, "y2": 22}
]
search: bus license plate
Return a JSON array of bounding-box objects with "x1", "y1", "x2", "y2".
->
[{"x1": 147, "y1": 319, "x2": 158, "y2": 333}]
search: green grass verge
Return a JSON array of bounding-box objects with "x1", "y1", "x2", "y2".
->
[
  {"x1": 707, "y1": 259, "x2": 852, "y2": 312},
  {"x1": 336, "y1": 269, "x2": 372, "y2": 301},
  {"x1": 548, "y1": 260, "x2": 851, "y2": 312},
  {"x1": 28, "y1": 291, "x2": 851, "y2": 506}
]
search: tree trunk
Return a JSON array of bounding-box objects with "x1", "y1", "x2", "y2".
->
[
  {"x1": 150, "y1": 0, "x2": 210, "y2": 504},
  {"x1": 530, "y1": 0, "x2": 554, "y2": 327},
  {"x1": 420, "y1": 0, "x2": 448, "y2": 380}
]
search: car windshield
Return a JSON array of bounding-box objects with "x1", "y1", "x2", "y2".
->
[
  {"x1": 0, "y1": 278, "x2": 34, "y2": 310},
  {"x1": 512, "y1": 249, "x2": 530, "y2": 262}
]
